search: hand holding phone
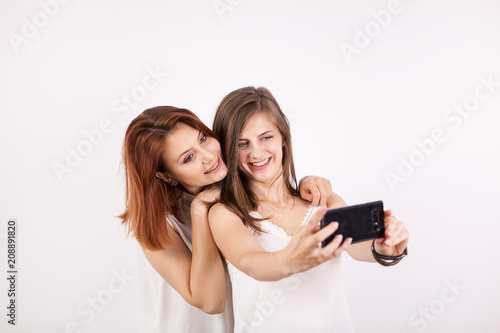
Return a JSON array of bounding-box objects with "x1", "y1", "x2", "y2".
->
[{"x1": 320, "y1": 201, "x2": 385, "y2": 247}]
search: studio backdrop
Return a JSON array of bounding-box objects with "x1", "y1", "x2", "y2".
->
[{"x1": 1, "y1": 1, "x2": 499, "y2": 332}]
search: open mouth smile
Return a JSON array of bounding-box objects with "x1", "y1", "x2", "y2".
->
[
  {"x1": 249, "y1": 157, "x2": 271, "y2": 168},
  {"x1": 204, "y1": 157, "x2": 221, "y2": 174}
]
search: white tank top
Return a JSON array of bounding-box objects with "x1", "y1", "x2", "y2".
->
[
  {"x1": 136, "y1": 193, "x2": 234, "y2": 333},
  {"x1": 227, "y1": 206, "x2": 354, "y2": 333}
]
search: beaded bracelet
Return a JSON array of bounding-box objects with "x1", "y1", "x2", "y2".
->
[{"x1": 371, "y1": 240, "x2": 408, "y2": 266}]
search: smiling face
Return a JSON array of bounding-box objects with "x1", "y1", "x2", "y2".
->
[
  {"x1": 237, "y1": 112, "x2": 285, "y2": 186},
  {"x1": 161, "y1": 123, "x2": 228, "y2": 194}
]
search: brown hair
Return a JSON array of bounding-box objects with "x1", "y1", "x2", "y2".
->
[
  {"x1": 213, "y1": 86, "x2": 300, "y2": 232},
  {"x1": 119, "y1": 106, "x2": 217, "y2": 251}
]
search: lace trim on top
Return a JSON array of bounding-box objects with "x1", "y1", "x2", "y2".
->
[
  {"x1": 226, "y1": 206, "x2": 318, "y2": 279},
  {"x1": 250, "y1": 205, "x2": 316, "y2": 241}
]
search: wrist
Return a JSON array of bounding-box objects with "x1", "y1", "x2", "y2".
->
[
  {"x1": 191, "y1": 200, "x2": 209, "y2": 217},
  {"x1": 373, "y1": 241, "x2": 390, "y2": 256},
  {"x1": 371, "y1": 240, "x2": 408, "y2": 266}
]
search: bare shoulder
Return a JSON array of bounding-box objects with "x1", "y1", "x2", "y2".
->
[
  {"x1": 142, "y1": 221, "x2": 185, "y2": 257},
  {"x1": 209, "y1": 202, "x2": 231, "y2": 216},
  {"x1": 327, "y1": 192, "x2": 348, "y2": 209},
  {"x1": 208, "y1": 203, "x2": 241, "y2": 226},
  {"x1": 209, "y1": 202, "x2": 233, "y2": 218}
]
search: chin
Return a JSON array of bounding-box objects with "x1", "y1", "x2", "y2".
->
[{"x1": 209, "y1": 169, "x2": 227, "y2": 184}]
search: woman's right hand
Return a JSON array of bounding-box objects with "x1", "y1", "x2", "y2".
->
[
  {"x1": 192, "y1": 185, "x2": 221, "y2": 212},
  {"x1": 281, "y1": 207, "x2": 352, "y2": 275}
]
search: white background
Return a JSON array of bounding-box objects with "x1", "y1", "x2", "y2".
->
[{"x1": 1, "y1": 0, "x2": 499, "y2": 332}]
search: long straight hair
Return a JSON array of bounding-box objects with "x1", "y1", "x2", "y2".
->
[
  {"x1": 213, "y1": 87, "x2": 300, "y2": 233},
  {"x1": 119, "y1": 106, "x2": 217, "y2": 251}
]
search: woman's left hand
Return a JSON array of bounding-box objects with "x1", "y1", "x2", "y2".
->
[
  {"x1": 298, "y1": 176, "x2": 332, "y2": 206},
  {"x1": 373, "y1": 210, "x2": 409, "y2": 257}
]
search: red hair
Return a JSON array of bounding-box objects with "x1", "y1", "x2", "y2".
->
[{"x1": 119, "y1": 106, "x2": 216, "y2": 251}]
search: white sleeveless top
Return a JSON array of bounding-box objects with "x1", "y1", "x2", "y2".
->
[
  {"x1": 227, "y1": 206, "x2": 354, "y2": 333},
  {"x1": 136, "y1": 193, "x2": 234, "y2": 333}
]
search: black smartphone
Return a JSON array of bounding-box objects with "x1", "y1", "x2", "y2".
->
[{"x1": 321, "y1": 201, "x2": 385, "y2": 247}]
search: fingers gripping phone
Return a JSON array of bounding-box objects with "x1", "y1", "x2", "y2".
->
[{"x1": 321, "y1": 201, "x2": 385, "y2": 247}]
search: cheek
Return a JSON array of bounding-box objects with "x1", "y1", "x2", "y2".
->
[
  {"x1": 169, "y1": 167, "x2": 186, "y2": 182},
  {"x1": 173, "y1": 163, "x2": 199, "y2": 183},
  {"x1": 238, "y1": 150, "x2": 247, "y2": 166},
  {"x1": 208, "y1": 140, "x2": 221, "y2": 154},
  {"x1": 237, "y1": 153, "x2": 249, "y2": 174}
]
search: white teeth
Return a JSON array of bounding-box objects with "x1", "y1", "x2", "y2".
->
[
  {"x1": 205, "y1": 159, "x2": 219, "y2": 174},
  {"x1": 251, "y1": 158, "x2": 270, "y2": 167}
]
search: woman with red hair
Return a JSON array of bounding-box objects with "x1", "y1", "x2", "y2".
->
[{"x1": 119, "y1": 106, "x2": 339, "y2": 332}]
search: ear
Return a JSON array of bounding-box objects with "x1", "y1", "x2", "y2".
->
[{"x1": 156, "y1": 172, "x2": 171, "y2": 183}]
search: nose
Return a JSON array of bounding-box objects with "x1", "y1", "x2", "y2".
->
[
  {"x1": 248, "y1": 141, "x2": 263, "y2": 160},
  {"x1": 200, "y1": 147, "x2": 215, "y2": 164}
]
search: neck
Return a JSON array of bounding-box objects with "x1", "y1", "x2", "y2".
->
[
  {"x1": 250, "y1": 175, "x2": 290, "y2": 205},
  {"x1": 182, "y1": 184, "x2": 203, "y2": 196}
]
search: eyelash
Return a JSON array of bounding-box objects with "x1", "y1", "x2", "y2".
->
[
  {"x1": 238, "y1": 136, "x2": 273, "y2": 148},
  {"x1": 183, "y1": 133, "x2": 208, "y2": 163}
]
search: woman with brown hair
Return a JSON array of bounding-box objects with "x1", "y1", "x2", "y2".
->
[
  {"x1": 119, "y1": 106, "x2": 342, "y2": 332},
  {"x1": 209, "y1": 87, "x2": 410, "y2": 332}
]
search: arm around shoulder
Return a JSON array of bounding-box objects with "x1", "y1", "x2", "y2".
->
[{"x1": 326, "y1": 192, "x2": 347, "y2": 209}]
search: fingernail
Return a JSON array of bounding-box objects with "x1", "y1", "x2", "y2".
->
[{"x1": 384, "y1": 239, "x2": 391, "y2": 246}]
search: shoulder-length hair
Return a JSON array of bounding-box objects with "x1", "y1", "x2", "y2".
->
[
  {"x1": 119, "y1": 106, "x2": 217, "y2": 251},
  {"x1": 212, "y1": 86, "x2": 300, "y2": 233}
]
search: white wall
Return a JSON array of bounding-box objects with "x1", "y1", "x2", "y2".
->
[{"x1": 1, "y1": 0, "x2": 499, "y2": 332}]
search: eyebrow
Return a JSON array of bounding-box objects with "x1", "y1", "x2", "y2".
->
[
  {"x1": 177, "y1": 131, "x2": 201, "y2": 161},
  {"x1": 239, "y1": 130, "x2": 273, "y2": 141}
]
